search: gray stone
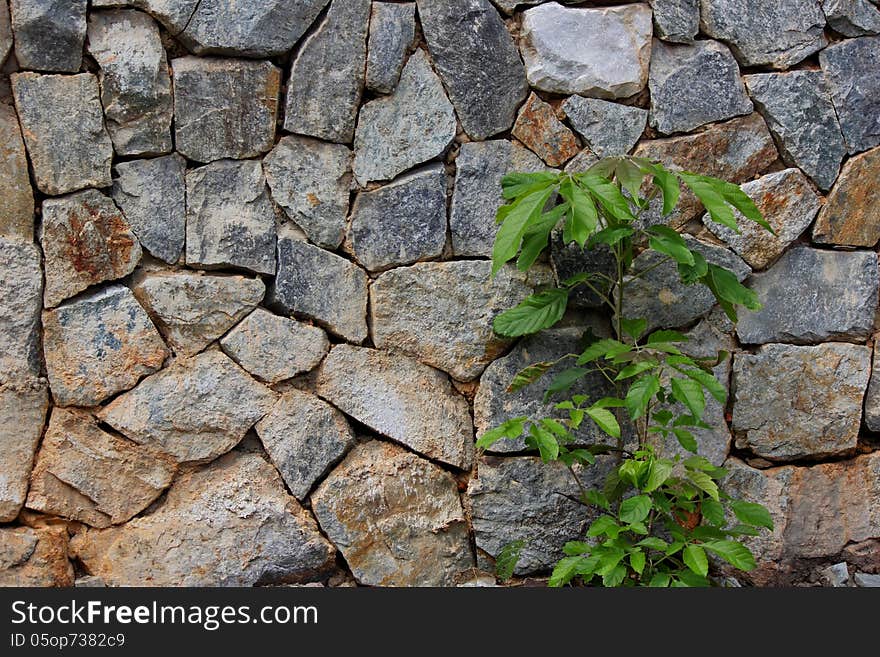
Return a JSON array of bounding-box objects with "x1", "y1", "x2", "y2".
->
[
  {"x1": 172, "y1": 57, "x2": 280, "y2": 163},
  {"x1": 255, "y1": 389, "x2": 354, "y2": 500},
  {"x1": 822, "y1": 0, "x2": 880, "y2": 36},
  {"x1": 72, "y1": 451, "x2": 335, "y2": 586},
  {"x1": 703, "y1": 168, "x2": 822, "y2": 270},
  {"x1": 699, "y1": 0, "x2": 828, "y2": 68},
  {"x1": 648, "y1": 39, "x2": 753, "y2": 135},
  {"x1": 316, "y1": 345, "x2": 474, "y2": 469},
  {"x1": 185, "y1": 159, "x2": 277, "y2": 275},
  {"x1": 520, "y1": 3, "x2": 653, "y2": 98},
  {"x1": 417, "y1": 0, "x2": 528, "y2": 140},
  {"x1": 0, "y1": 526, "x2": 73, "y2": 586},
  {"x1": 564, "y1": 148, "x2": 600, "y2": 174},
  {"x1": 512, "y1": 92, "x2": 580, "y2": 166},
  {"x1": 353, "y1": 49, "x2": 456, "y2": 185},
  {"x1": 562, "y1": 96, "x2": 647, "y2": 158},
  {"x1": 99, "y1": 350, "x2": 277, "y2": 464},
  {"x1": 450, "y1": 140, "x2": 547, "y2": 257},
  {"x1": 263, "y1": 135, "x2": 352, "y2": 250},
  {"x1": 312, "y1": 441, "x2": 474, "y2": 586},
  {"x1": 737, "y1": 247, "x2": 879, "y2": 345},
  {"x1": 0, "y1": 378, "x2": 48, "y2": 522},
  {"x1": 90, "y1": 0, "x2": 198, "y2": 31},
  {"x1": 649, "y1": 0, "x2": 699, "y2": 43},
  {"x1": 270, "y1": 233, "x2": 368, "y2": 343},
  {"x1": 492, "y1": 0, "x2": 548, "y2": 12},
  {"x1": 820, "y1": 36, "x2": 880, "y2": 154},
  {"x1": 813, "y1": 146, "x2": 880, "y2": 247},
  {"x1": 370, "y1": 260, "x2": 553, "y2": 381},
  {"x1": 11, "y1": 72, "x2": 113, "y2": 195},
  {"x1": 87, "y1": 10, "x2": 172, "y2": 157},
  {"x1": 0, "y1": 103, "x2": 34, "y2": 241},
  {"x1": 854, "y1": 572, "x2": 880, "y2": 587},
  {"x1": 0, "y1": 1, "x2": 11, "y2": 64},
  {"x1": 550, "y1": 236, "x2": 616, "y2": 308},
  {"x1": 0, "y1": 239, "x2": 42, "y2": 377},
  {"x1": 732, "y1": 343, "x2": 870, "y2": 461},
  {"x1": 10, "y1": 0, "x2": 86, "y2": 72},
  {"x1": 820, "y1": 562, "x2": 850, "y2": 587},
  {"x1": 26, "y1": 407, "x2": 176, "y2": 527},
  {"x1": 744, "y1": 71, "x2": 847, "y2": 190},
  {"x1": 347, "y1": 164, "x2": 447, "y2": 271},
  {"x1": 40, "y1": 189, "x2": 142, "y2": 308},
  {"x1": 283, "y1": 0, "x2": 370, "y2": 143},
  {"x1": 365, "y1": 2, "x2": 416, "y2": 93},
  {"x1": 862, "y1": 340, "x2": 880, "y2": 431},
  {"x1": 110, "y1": 154, "x2": 186, "y2": 264},
  {"x1": 131, "y1": 270, "x2": 264, "y2": 358},
  {"x1": 221, "y1": 308, "x2": 329, "y2": 384},
  {"x1": 42, "y1": 285, "x2": 168, "y2": 407}
]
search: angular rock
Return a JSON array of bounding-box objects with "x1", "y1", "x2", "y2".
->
[
  {"x1": 0, "y1": 378, "x2": 48, "y2": 522},
  {"x1": 0, "y1": 1, "x2": 11, "y2": 64},
  {"x1": 854, "y1": 572, "x2": 880, "y2": 587},
  {"x1": 732, "y1": 343, "x2": 870, "y2": 461},
  {"x1": 90, "y1": 0, "x2": 199, "y2": 30},
  {"x1": 172, "y1": 57, "x2": 280, "y2": 163},
  {"x1": 820, "y1": 562, "x2": 850, "y2": 587},
  {"x1": 0, "y1": 238, "x2": 42, "y2": 377},
  {"x1": 269, "y1": 234, "x2": 368, "y2": 343},
  {"x1": 221, "y1": 308, "x2": 329, "y2": 384},
  {"x1": 737, "y1": 247, "x2": 879, "y2": 344},
  {"x1": 185, "y1": 159, "x2": 277, "y2": 275},
  {"x1": 347, "y1": 164, "x2": 447, "y2": 271},
  {"x1": 520, "y1": 3, "x2": 652, "y2": 98},
  {"x1": 822, "y1": 0, "x2": 880, "y2": 35},
  {"x1": 649, "y1": 0, "x2": 699, "y2": 43},
  {"x1": 283, "y1": 0, "x2": 370, "y2": 143},
  {"x1": 312, "y1": 441, "x2": 474, "y2": 586},
  {"x1": 704, "y1": 168, "x2": 821, "y2": 270},
  {"x1": 370, "y1": 260, "x2": 553, "y2": 380},
  {"x1": 821, "y1": 36, "x2": 880, "y2": 154},
  {"x1": 550, "y1": 235, "x2": 616, "y2": 308},
  {"x1": 99, "y1": 350, "x2": 277, "y2": 464},
  {"x1": 0, "y1": 103, "x2": 34, "y2": 241},
  {"x1": 417, "y1": 0, "x2": 528, "y2": 139},
  {"x1": 10, "y1": 0, "x2": 86, "y2": 72},
  {"x1": 862, "y1": 340, "x2": 880, "y2": 431},
  {"x1": 699, "y1": 0, "x2": 828, "y2": 68},
  {"x1": 255, "y1": 389, "x2": 354, "y2": 500},
  {"x1": 40, "y1": 189, "x2": 142, "y2": 308},
  {"x1": 26, "y1": 407, "x2": 176, "y2": 527},
  {"x1": 316, "y1": 345, "x2": 473, "y2": 469},
  {"x1": 132, "y1": 270, "x2": 264, "y2": 357},
  {"x1": 0, "y1": 527, "x2": 73, "y2": 587},
  {"x1": 492, "y1": 0, "x2": 547, "y2": 12},
  {"x1": 87, "y1": 10, "x2": 172, "y2": 156},
  {"x1": 263, "y1": 136, "x2": 352, "y2": 250},
  {"x1": 648, "y1": 39, "x2": 753, "y2": 135},
  {"x1": 813, "y1": 147, "x2": 880, "y2": 247},
  {"x1": 744, "y1": 71, "x2": 847, "y2": 190},
  {"x1": 512, "y1": 92, "x2": 580, "y2": 166},
  {"x1": 563, "y1": 148, "x2": 600, "y2": 174},
  {"x1": 562, "y1": 96, "x2": 647, "y2": 158},
  {"x1": 451, "y1": 140, "x2": 546, "y2": 257},
  {"x1": 110, "y1": 154, "x2": 186, "y2": 264},
  {"x1": 43, "y1": 285, "x2": 168, "y2": 407},
  {"x1": 71, "y1": 451, "x2": 335, "y2": 586},
  {"x1": 365, "y1": 2, "x2": 416, "y2": 94},
  {"x1": 353, "y1": 49, "x2": 456, "y2": 185},
  {"x1": 11, "y1": 72, "x2": 113, "y2": 195}
]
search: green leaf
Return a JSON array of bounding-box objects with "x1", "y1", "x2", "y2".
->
[
  {"x1": 585, "y1": 489, "x2": 610, "y2": 510},
  {"x1": 619, "y1": 495, "x2": 652, "y2": 523},
  {"x1": 602, "y1": 564, "x2": 628, "y2": 587},
  {"x1": 637, "y1": 537, "x2": 668, "y2": 551},
  {"x1": 713, "y1": 179, "x2": 773, "y2": 233},
  {"x1": 679, "y1": 173, "x2": 737, "y2": 231},
  {"x1": 673, "y1": 428, "x2": 698, "y2": 453},
  {"x1": 647, "y1": 330, "x2": 688, "y2": 345},
  {"x1": 544, "y1": 367, "x2": 590, "y2": 400},
  {"x1": 647, "y1": 225, "x2": 695, "y2": 266},
  {"x1": 643, "y1": 460, "x2": 674, "y2": 493},
  {"x1": 507, "y1": 361, "x2": 555, "y2": 393},
  {"x1": 625, "y1": 375, "x2": 661, "y2": 420},
  {"x1": 678, "y1": 250, "x2": 708, "y2": 285},
  {"x1": 648, "y1": 572, "x2": 671, "y2": 588},
  {"x1": 493, "y1": 288, "x2": 569, "y2": 337},
  {"x1": 671, "y1": 377, "x2": 706, "y2": 419},
  {"x1": 563, "y1": 541, "x2": 592, "y2": 556},
  {"x1": 620, "y1": 317, "x2": 648, "y2": 340},
  {"x1": 586, "y1": 407, "x2": 621, "y2": 439},
  {"x1": 528, "y1": 425, "x2": 559, "y2": 462},
  {"x1": 702, "y1": 264, "x2": 761, "y2": 322},
  {"x1": 688, "y1": 470, "x2": 720, "y2": 501},
  {"x1": 559, "y1": 178, "x2": 599, "y2": 247},
  {"x1": 495, "y1": 540, "x2": 525, "y2": 581},
  {"x1": 653, "y1": 167, "x2": 681, "y2": 215},
  {"x1": 492, "y1": 188, "x2": 554, "y2": 275},
  {"x1": 548, "y1": 556, "x2": 583, "y2": 587},
  {"x1": 615, "y1": 360, "x2": 658, "y2": 381},
  {"x1": 517, "y1": 205, "x2": 567, "y2": 271},
  {"x1": 702, "y1": 540, "x2": 757, "y2": 571},
  {"x1": 682, "y1": 544, "x2": 709, "y2": 577},
  {"x1": 500, "y1": 171, "x2": 560, "y2": 200},
  {"x1": 629, "y1": 549, "x2": 646, "y2": 575},
  {"x1": 578, "y1": 174, "x2": 636, "y2": 223},
  {"x1": 590, "y1": 226, "x2": 634, "y2": 247},
  {"x1": 676, "y1": 366, "x2": 727, "y2": 404},
  {"x1": 587, "y1": 515, "x2": 621, "y2": 538},
  {"x1": 569, "y1": 448, "x2": 595, "y2": 465},
  {"x1": 577, "y1": 338, "x2": 632, "y2": 365},
  {"x1": 590, "y1": 397, "x2": 628, "y2": 409},
  {"x1": 701, "y1": 498, "x2": 725, "y2": 526},
  {"x1": 476, "y1": 416, "x2": 528, "y2": 450},
  {"x1": 731, "y1": 500, "x2": 774, "y2": 530},
  {"x1": 675, "y1": 570, "x2": 711, "y2": 587},
  {"x1": 614, "y1": 158, "x2": 646, "y2": 201}
]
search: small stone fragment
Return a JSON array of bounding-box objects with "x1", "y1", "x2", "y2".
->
[
  {"x1": 562, "y1": 96, "x2": 647, "y2": 158},
  {"x1": 822, "y1": 0, "x2": 880, "y2": 36},
  {"x1": 0, "y1": 526, "x2": 73, "y2": 586},
  {"x1": 512, "y1": 92, "x2": 580, "y2": 166},
  {"x1": 854, "y1": 572, "x2": 880, "y2": 587},
  {"x1": 365, "y1": 2, "x2": 416, "y2": 93},
  {"x1": 649, "y1": 0, "x2": 699, "y2": 43},
  {"x1": 0, "y1": 103, "x2": 34, "y2": 241},
  {"x1": 0, "y1": 238, "x2": 42, "y2": 377},
  {"x1": 861, "y1": 340, "x2": 880, "y2": 431},
  {"x1": 820, "y1": 562, "x2": 850, "y2": 587},
  {"x1": 10, "y1": 0, "x2": 87, "y2": 72},
  {"x1": 820, "y1": 36, "x2": 880, "y2": 154},
  {"x1": 0, "y1": 378, "x2": 48, "y2": 522},
  {"x1": 813, "y1": 146, "x2": 880, "y2": 247}
]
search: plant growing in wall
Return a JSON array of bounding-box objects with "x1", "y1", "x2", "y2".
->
[{"x1": 480, "y1": 157, "x2": 774, "y2": 587}]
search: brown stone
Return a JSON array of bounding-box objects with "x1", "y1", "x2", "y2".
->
[
  {"x1": 0, "y1": 378, "x2": 49, "y2": 522},
  {"x1": 0, "y1": 526, "x2": 74, "y2": 587},
  {"x1": 0, "y1": 103, "x2": 34, "y2": 241},
  {"x1": 511, "y1": 92, "x2": 580, "y2": 167},
  {"x1": 813, "y1": 146, "x2": 880, "y2": 247}
]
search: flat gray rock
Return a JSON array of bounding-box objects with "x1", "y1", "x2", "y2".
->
[
  {"x1": 854, "y1": 572, "x2": 880, "y2": 587},
  {"x1": 0, "y1": 239, "x2": 42, "y2": 378},
  {"x1": 822, "y1": 0, "x2": 880, "y2": 36},
  {"x1": 814, "y1": 146, "x2": 880, "y2": 247},
  {"x1": 820, "y1": 36, "x2": 880, "y2": 154},
  {"x1": 365, "y1": 2, "x2": 416, "y2": 93},
  {"x1": 10, "y1": 0, "x2": 86, "y2": 72},
  {"x1": 0, "y1": 378, "x2": 48, "y2": 522},
  {"x1": 0, "y1": 104, "x2": 34, "y2": 241},
  {"x1": 562, "y1": 96, "x2": 647, "y2": 158},
  {"x1": 649, "y1": 0, "x2": 699, "y2": 43}
]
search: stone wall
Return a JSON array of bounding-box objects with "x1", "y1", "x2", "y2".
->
[{"x1": 1, "y1": 0, "x2": 879, "y2": 587}]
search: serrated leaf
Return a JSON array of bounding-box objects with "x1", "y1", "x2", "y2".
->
[
  {"x1": 548, "y1": 556, "x2": 583, "y2": 587},
  {"x1": 671, "y1": 377, "x2": 706, "y2": 419},
  {"x1": 493, "y1": 288, "x2": 569, "y2": 337},
  {"x1": 619, "y1": 494, "x2": 652, "y2": 523},
  {"x1": 495, "y1": 540, "x2": 525, "y2": 581},
  {"x1": 476, "y1": 416, "x2": 528, "y2": 450},
  {"x1": 585, "y1": 489, "x2": 610, "y2": 510},
  {"x1": 586, "y1": 407, "x2": 621, "y2": 439},
  {"x1": 507, "y1": 361, "x2": 555, "y2": 393},
  {"x1": 637, "y1": 537, "x2": 668, "y2": 551},
  {"x1": 731, "y1": 500, "x2": 774, "y2": 530},
  {"x1": 544, "y1": 367, "x2": 590, "y2": 401},
  {"x1": 653, "y1": 167, "x2": 681, "y2": 215},
  {"x1": 702, "y1": 540, "x2": 757, "y2": 571},
  {"x1": 602, "y1": 563, "x2": 628, "y2": 587},
  {"x1": 615, "y1": 359, "x2": 659, "y2": 381},
  {"x1": 683, "y1": 544, "x2": 708, "y2": 577},
  {"x1": 577, "y1": 338, "x2": 632, "y2": 365},
  {"x1": 702, "y1": 263, "x2": 761, "y2": 322},
  {"x1": 501, "y1": 171, "x2": 560, "y2": 200},
  {"x1": 614, "y1": 157, "x2": 646, "y2": 201},
  {"x1": 647, "y1": 330, "x2": 689, "y2": 344},
  {"x1": 625, "y1": 374, "x2": 660, "y2": 420},
  {"x1": 701, "y1": 498, "x2": 725, "y2": 527},
  {"x1": 679, "y1": 173, "x2": 737, "y2": 231},
  {"x1": 713, "y1": 178, "x2": 773, "y2": 233},
  {"x1": 619, "y1": 317, "x2": 648, "y2": 340},
  {"x1": 590, "y1": 226, "x2": 634, "y2": 247},
  {"x1": 676, "y1": 366, "x2": 727, "y2": 404},
  {"x1": 673, "y1": 428, "x2": 698, "y2": 453},
  {"x1": 517, "y1": 204, "x2": 567, "y2": 271},
  {"x1": 587, "y1": 515, "x2": 620, "y2": 538},
  {"x1": 678, "y1": 250, "x2": 709, "y2": 285},
  {"x1": 578, "y1": 174, "x2": 637, "y2": 223},
  {"x1": 688, "y1": 470, "x2": 720, "y2": 501},
  {"x1": 560, "y1": 178, "x2": 599, "y2": 247},
  {"x1": 492, "y1": 188, "x2": 555, "y2": 275},
  {"x1": 563, "y1": 541, "x2": 592, "y2": 556},
  {"x1": 647, "y1": 225, "x2": 695, "y2": 266},
  {"x1": 629, "y1": 549, "x2": 646, "y2": 575},
  {"x1": 528, "y1": 425, "x2": 559, "y2": 462},
  {"x1": 643, "y1": 460, "x2": 673, "y2": 493},
  {"x1": 648, "y1": 572, "x2": 671, "y2": 587}
]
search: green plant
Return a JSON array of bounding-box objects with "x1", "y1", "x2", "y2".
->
[{"x1": 478, "y1": 156, "x2": 774, "y2": 587}]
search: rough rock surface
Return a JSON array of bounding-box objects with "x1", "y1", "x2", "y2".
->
[
  {"x1": 316, "y1": 345, "x2": 474, "y2": 469},
  {"x1": 0, "y1": 103, "x2": 34, "y2": 241},
  {"x1": 550, "y1": 236, "x2": 616, "y2": 308},
  {"x1": 365, "y1": 2, "x2": 416, "y2": 93},
  {"x1": 42, "y1": 285, "x2": 168, "y2": 407},
  {"x1": 40, "y1": 189, "x2": 142, "y2": 309},
  {"x1": 11, "y1": 72, "x2": 113, "y2": 195},
  {"x1": 72, "y1": 452, "x2": 335, "y2": 586},
  {"x1": 561, "y1": 96, "x2": 647, "y2": 157},
  {"x1": 822, "y1": 0, "x2": 880, "y2": 36},
  {"x1": 512, "y1": 92, "x2": 580, "y2": 166},
  {"x1": 0, "y1": 526, "x2": 73, "y2": 586},
  {"x1": 10, "y1": 0, "x2": 87, "y2": 72},
  {"x1": 0, "y1": 238, "x2": 42, "y2": 377},
  {"x1": 0, "y1": 1, "x2": 12, "y2": 64},
  {"x1": 99, "y1": 350, "x2": 277, "y2": 464},
  {"x1": 172, "y1": 57, "x2": 280, "y2": 163},
  {"x1": 312, "y1": 441, "x2": 474, "y2": 586},
  {"x1": 813, "y1": 146, "x2": 880, "y2": 247},
  {"x1": 649, "y1": 0, "x2": 699, "y2": 43},
  {"x1": 864, "y1": 340, "x2": 880, "y2": 431},
  {"x1": 732, "y1": 343, "x2": 871, "y2": 461},
  {"x1": 737, "y1": 247, "x2": 879, "y2": 344},
  {"x1": 255, "y1": 389, "x2": 354, "y2": 500},
  {"x1": 0, "y1": 379, "x2": 48, "y2": 522}
]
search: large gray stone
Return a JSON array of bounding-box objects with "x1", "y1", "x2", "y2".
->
[
  {"x1": 732, "y1": 343, "x2": 871, "y2": 461},
  {"x1": 71, "y1": 451, "x2": 335, "y2": 586},
  {"x1": 562, "y1": 96, "x2": 647, "y2": 158},
  {"x1": 417, "y1": 0, "x2": 528, "y2": 140},
  {"x1": 0, "y1": 1, "x2": 11, "y2": 64},
  {"x1": 347, "y1": 164, "x2": 447, "y2": 271},
  {"x1": 820, "y1": 36, "x2": 880, "y2": 154},
  {"x1": 0, "y1": 239, "x2": 42, "y2": 378},
  {"x1": 520, "y1": 2, "x2": 653, "y2": 98},
  {"x1": 316, "y1": 344, "x2": 474, "y2": 470},
  {"x1": 185, "y1": 159, "x2": 277, "y2": 275},
  {"x1": 353, "y1": 49, "x2": 456, "y2": 185},
  {"x1": 744, "y1": 71, "x2": 847, "y2": 190},
  {"x1": 813, "y1": 146, "x2": 880, "y2": 247},
  {"x1": 737, "y1": 247, "x2": 879, "y2": 344},
  {"x1": 861, "y1": 340, "x2": 880, "y2": 431},
  {"x1": 283, "y1": 0, "x2": 370, "y2": 143},
  {"x1": 90, "y1": 0, "x2": 198, "y2": 31},
  {"x1": 11, "y1": 72, "x2": 113, "y2": 195},
  {"x1": 10, "y1": 0, "x2": 86, "y2": 72},
  {"x1": 365, "y1": 2, "x2": 416, "y2": 93},
  {"x1": 512, "y1": 92, "x2": 580, "y2": 167},
  {"x1": 649, "y1": 0, "x2": 699, "y2": 43},
  {"x1": 0, "y1": 526, "x2": 73, "y2": 586},
  {"x1": 0, "y1": 378, "x2": 48, "y2": 522},
  {"x1": 263, "y1": 135, "x2": 352, "y2": 250},
  {"x1": 648, "y1": 39, "x2": 753, "y2": 135},
  {"x1": 822, "y1": 0, "x2": 880, "y2": 36},
  {"x1": 699, "y1": 0, "x2": 828, "y2": 68},
  {"x1": 312, "y1": 441, "x2": 474, "y2": 586},
  {"x1": 172, "y1": 57, "x2": 281, "y2": 163},
  {"x1": 110, "y1": 154, "x2": 186, "y2": 264},
  {"x1": 0, "y1": 103, "x2": 34, "y2": 241}
]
